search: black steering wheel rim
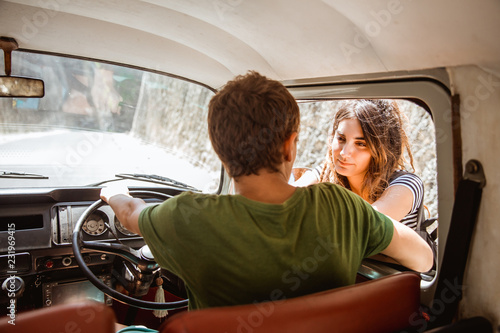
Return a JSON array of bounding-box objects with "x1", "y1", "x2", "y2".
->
[{"x1": 72, "y1": 190, "x2": 189, "y2": 310}]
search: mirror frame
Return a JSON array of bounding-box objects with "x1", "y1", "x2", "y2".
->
[{"x1": 0, "y1": 76, "x2": 45, "y2": 98}]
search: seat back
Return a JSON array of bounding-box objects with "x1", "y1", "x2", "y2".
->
[
  {"x1": 0, "y1": 301, "x2": 116, "y2": 333},
  {"x1": 161, "y1": 272, "x2": 422, "y2": 333}
]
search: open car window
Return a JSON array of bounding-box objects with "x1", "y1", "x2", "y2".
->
[
  {"x1": 0, "y1": 52, "x2": 220, "y2": 193},
  {"x1": 295, "y1": 99, "x2": 437, "y2": 219},
  {"x1": 294, "y1": 99, "x2": 438, "y2": 283}
]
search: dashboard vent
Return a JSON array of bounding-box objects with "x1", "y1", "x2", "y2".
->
[{"x1": 0, "y1": 214, "x2": 43, "y2": 231}]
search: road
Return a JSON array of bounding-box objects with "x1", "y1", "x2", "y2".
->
[{"x1": 0, "y1": 130, "x2": 218, "y2": 191}]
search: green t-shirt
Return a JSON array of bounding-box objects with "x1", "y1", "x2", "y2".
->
[{"x1": 139, "y1": 183, "x2": 393, "y2": 310}]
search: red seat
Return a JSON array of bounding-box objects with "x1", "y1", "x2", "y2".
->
[
  {"x1": 0, "y1": 272, "x2": 421, "y2": 333},
  {"x1": 0, "y1": 301, "x2": 116, "y2": 333},
  {"x1": 160, "y1": 272, "x2": 422, "y2": 333}
]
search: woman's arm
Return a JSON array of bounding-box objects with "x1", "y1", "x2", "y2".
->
[
  {"x1": 371, "y1": 185, "x2": 414, "y2": 221},
  {"x1": 292, "y1": 170, "x2": 319, "y2": 187}
]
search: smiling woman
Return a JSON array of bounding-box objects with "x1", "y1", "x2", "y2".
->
[
  {"x1": 295, "y1": 99, "x2": 437, "y2": 218},
  {"x1": 0, "y1": 52, "x2": 220, "y2": 192}
]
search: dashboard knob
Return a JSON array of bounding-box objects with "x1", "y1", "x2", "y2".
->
[
  {"x1": 2, "y1": 276, "x2": 25, "y2": 298},
  {"x1": 139, "y1": 245, "x2": 155, "y2": 261}
]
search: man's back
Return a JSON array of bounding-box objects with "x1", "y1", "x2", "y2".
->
[
  {"x1": 139, "y1": 183, "x2": 393, "y2": 309},
  {"x1": 102, "y1": 71, "x2": 433, "y2": 316}
]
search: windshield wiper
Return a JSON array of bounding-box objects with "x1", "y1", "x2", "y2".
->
[
  {"x1": 90, "y1": 173, "x2": 199, "y2": 191},
  {"x1": 117, "y1": 173, "x2": 199, "y2": 191},
  {"x1": 0, "y1": 170, "x2": 49, "y2": 179}
]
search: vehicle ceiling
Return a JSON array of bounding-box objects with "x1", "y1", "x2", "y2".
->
[{"x1": 1, "y1": 0, "x2": 500, "y2": 89}]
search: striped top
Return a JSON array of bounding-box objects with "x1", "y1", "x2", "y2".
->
[
  {"x1": 312, "y1": 167, "x2": 424, "y2": 229},
  {"x1": 387, "y1": 171, "x2": 424, "y2": 230}
]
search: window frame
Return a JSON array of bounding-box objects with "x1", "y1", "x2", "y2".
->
[{"x1": 284, "y1": 72, "x2": 456, "y2": 306}]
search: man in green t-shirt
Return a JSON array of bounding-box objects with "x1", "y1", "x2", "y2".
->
[{"x1": 101, "y1": 71, "x2": 433, "y2": 311}]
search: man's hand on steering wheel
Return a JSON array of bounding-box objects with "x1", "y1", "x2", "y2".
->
[
  {"x1": 100, "y1": 183, "x2": 131, "y2": 203},
  {"x1": 72, "y1": 190, "x2": 188, "y2": 310},
  {"x1": 101, "y1": 185, "x2": 145, "y2": 236}
]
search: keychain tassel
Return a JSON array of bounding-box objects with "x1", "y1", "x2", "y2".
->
[{"x1": 153, "y1": 277, "x2": 169, "y2": 318}]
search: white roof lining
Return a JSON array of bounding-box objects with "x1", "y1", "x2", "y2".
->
[{"x1": 1, "y1": 0, "x2": 500, "y2": 88}]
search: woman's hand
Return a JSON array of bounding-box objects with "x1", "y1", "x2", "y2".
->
[{"x1": 291, "y1": 170, "x2": 319, "y2": 187}]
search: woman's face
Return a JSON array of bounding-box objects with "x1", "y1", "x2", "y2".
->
[{"x1": 331, "y1": 118, "x2": 372, "y2": 180}]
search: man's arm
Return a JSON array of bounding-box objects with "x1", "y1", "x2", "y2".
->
[
  {"x1": 381, "y1": 216, "x2": 434, "y2": 272},
  {"x1": 100, "y1": 186, "x2": 147, "y2": 236}
]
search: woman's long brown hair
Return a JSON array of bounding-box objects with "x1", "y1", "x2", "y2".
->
[{"x1": 319, "y1": 99, "x2": 414, "y2": 203}]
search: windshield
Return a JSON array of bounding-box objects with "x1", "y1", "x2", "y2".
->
[{"x1": 0, "y1": 51, "x2": 220, "y2": 192}]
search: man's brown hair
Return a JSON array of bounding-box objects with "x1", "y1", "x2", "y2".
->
[{"x1": 208, "y1": 71, "x2": 300, "y2": 178}]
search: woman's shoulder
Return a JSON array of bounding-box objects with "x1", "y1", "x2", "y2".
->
[
  {"x1": 387, "y1": 170, "x2": 424, "y2": 206},
  {"x1": 387, "y1": 170, "x2": 424, "y2": 221},
  {"x1": 389, "y1": 170, "x2": 423, "y2": 186}
]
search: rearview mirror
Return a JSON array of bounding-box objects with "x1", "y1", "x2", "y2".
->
[
  {"x1": 0, "y1": 36, "x2": 45, "y2": 98},
  {"x1": 0, "y1": 76, "x2": 45, "y2": 97}
]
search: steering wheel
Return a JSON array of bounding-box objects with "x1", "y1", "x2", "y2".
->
[{"x1": 72, "y1": 190, "x2": 189, "y2": 310}]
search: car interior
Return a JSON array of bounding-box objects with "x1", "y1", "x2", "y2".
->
[{"x1": 0, "y1": 1, "x2": 499, "y2": 332}]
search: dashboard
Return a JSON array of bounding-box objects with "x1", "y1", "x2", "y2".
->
[
  {"x1": 0, "y1": 185, "x2": 424, "y2": 319},
  {"x1": 0, "y1": 186, "x2": 179, "y2": 315}
]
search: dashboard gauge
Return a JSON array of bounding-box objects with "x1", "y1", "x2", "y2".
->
[
  {"x1": 114, "y1": 216, "x2": 137, "y2": 236},
  {"x1": 82, "y1": 211, "x2": 108, "y2": 236}
]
